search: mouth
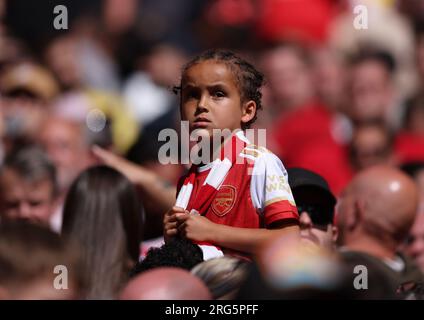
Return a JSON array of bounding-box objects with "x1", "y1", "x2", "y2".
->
[
  {"x1": 192, "y1": 117, "x2": 211, "y2": 128},
  {"x1": 300, "y1": 231, "x2": 320, "y2": 244}
]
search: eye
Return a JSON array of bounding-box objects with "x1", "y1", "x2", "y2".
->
[
  {"x1": 212, "y1": 90, "x2": 226, "y2": 98},
  {"x1": 29, "y1": 201, "x2": 42, "y2": 207},
  {"x1": 5, "y1": 201, "x2": 19, "y2": 209},
  {"x1": 182, "y1": 88, "x2": 200, "y2": 101},
  {"x1": 405, "y1": 235, "x2": 415, "y2": 245}
]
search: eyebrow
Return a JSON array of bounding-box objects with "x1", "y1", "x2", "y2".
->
[{"x1": 181, "y1": 82, "x2": 230, "y2": 89}]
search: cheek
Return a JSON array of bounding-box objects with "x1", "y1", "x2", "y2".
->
[
  {"x1": 311, "y1": 229, "x2": 331, "y2": 241},
  {"x1": 180, "y1": 103, "x2": 193, "y2": 119}
]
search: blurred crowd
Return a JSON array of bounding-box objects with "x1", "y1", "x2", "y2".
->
[{"x1": 1, "y1": 0, "x2": 424, "y2": 300}]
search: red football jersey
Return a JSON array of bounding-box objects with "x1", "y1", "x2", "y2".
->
[{"x1": 178, "y1": 145, "x2": 299, "y2": 231}]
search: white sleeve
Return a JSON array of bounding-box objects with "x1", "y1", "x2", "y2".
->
[{"x1": 250, "y1": 152, "x2": 298, "y2": 226}]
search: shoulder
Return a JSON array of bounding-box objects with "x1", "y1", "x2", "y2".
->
[
  {"x1": 239, "y1": 145, "x2": 287, "y2": 177},
  {"x1": 240, "y1": 144, "x2": 282, "y2": 164}
]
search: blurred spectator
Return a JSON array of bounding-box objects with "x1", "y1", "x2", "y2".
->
[
  {"x1": 136, "y1": 0, "x2": 206, "y2": 52},
  {"x1": 402, "y1": 162, "x2": 424, "y2": 199},
  {"x1": 36, "y1": 112, "x2": 117, "y2": 231},
  {"x1": 102, "y1": 0, "x2": 138, "y2": 36},
  {"x1": 268, "y1": 43, "x2": 353, "y2": 195},
  {"x1": 37, "y1": 116, "x2": 93, "y2": 198},
  {"x1": 119, "y1": 267, "x2": 211, "y2": 300},
  {"x1": 394, "y1": 94, "x2": 424, "y2": 164},
  {"x1": 287, "y1": 168, "x2": 338, "y2": 250},
  {"x1": 131, "y1": 238, "x2": 203, "y2": 276},
  {"x1": 414, "y1": 23, "x2": 424, "y2": 91},
  {"x1": 312, "y1": 46, "x2": 349, "y2": 114},
  {"x1": 44, "y1": 35, "x2": 84, "y2": 92},
  {"x1": 0, "y1": 220, "x2": 83, "y2": 299},
  {"x1": 405, "y1": 213, "x2": 424, "y2": 275},
  {"x1": 4, "y1": 0, "x2": 99, "y2": 54},
  {"x1": 61, "y1": 166, "x2": 144, "y2": 299},
  {"x1": 399, "y1": 0, "x2": 424, "y2": 26},
  {"x1": 403, "y1": 94, "x2": 424, "y2": 135},
  {"x1": 260, "y1": 43, "x2": 314, "y2": 116},
  {"x1": 402, "y1": 162, "x2": 424, "y2": 273},
  {"x1": 254, "y1": 0, "x2": 340, "y2": 44},
  {"x1": 123, "y1": 44, "x2": 186, "y2": 126},
  {"x1": 330, "y1": 0, "x2": 417, "y2": 99},
  {"x1": 44, "y1": 34, "x2": 139, "y2": 155},
  {"x1": 0, "y1": 62, "x2": 59, "y2": 151},
  {"x1": 349, "y1": 121, "x2": 395, "y2": 172},
  {"x1": 191, "y1": 256, "x2": 249, "y2": 300},
  {"x1": 196, "y1": 0, "x2": 255, "y2": 49},
  {"x1": 0, "y1": 15, "x2": 28, "y2": 70},
  {"x1": 51, "y1": 91, "x2": 138, "y2": 155},
  {"x1": 348, "y1": 49, "x2": 398, "y2": 127},
  {"x1": 45, "y1": 33, "x2": 120, "y2": 93},
  {"x1": 238, "y1": 237, "x2": 353, "y2": 299},
  {"x1": 336, "y1": 166, "x2": 423, "y2": 298},
  {"x1": 0, "y1": 146, "x2": 58, "y2": 229},
  {"x1": 92, "y1": 146, "x2": 177, "y2": 240}
]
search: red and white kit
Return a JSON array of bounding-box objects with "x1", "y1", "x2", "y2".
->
[{"x1": 176, "y1": 130, "x2": 299, "y2": 256}]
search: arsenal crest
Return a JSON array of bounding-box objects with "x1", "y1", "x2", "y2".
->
[{"x1": 211, "y1": 185, "x2": 237, "y2": 217}]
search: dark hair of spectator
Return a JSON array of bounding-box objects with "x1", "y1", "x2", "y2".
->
[
  {"x1": 0, "y1": 220, "x2": 84, "y2": 295},
  {"x1": 350, "y1": 48, "x2": 397, "y2": 75},
  {"x1": 404, "y1": 94, "x2": 424, "y2": 130},
  {"x1": 61, "y1": 165, "x2": 144, "y2": 299},
  {"x1": 130, "y1": 238, "x2": 203, "y2": 277},
  {"x1": 0, "y1": 145, "x2": 58, "y2": 198},
  {"x1": 173, "y1": 49, "x2": 264, "y2": 129}
]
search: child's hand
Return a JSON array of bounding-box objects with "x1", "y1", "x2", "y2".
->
[
  {"x1": 163, "y1": 206, "x2": 188, "y2": 242},
  {"x1": 176, "y1": 214, "x2": 217, "y2": 243}
]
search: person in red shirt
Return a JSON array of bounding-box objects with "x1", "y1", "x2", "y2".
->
[
  {"x1": 266, "y1": 44, "x2": 353, "y2": 195},
  {"x1": 164, "y1": 50, "x2": 299, "y2": 256}
]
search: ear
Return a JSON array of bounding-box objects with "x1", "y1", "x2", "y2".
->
[
  {"x1": 347, "y1": 198, "x2": 364, "y2": 231},
  {"x1": 332, "y1": 225, "x2": 339, "y2": 243},
  {"x1": 241, "y1": 100, "x2": 257, "y2": 125}
]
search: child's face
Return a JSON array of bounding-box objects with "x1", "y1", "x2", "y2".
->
[{"x1": 180, "y1": 60, "x2": 255, "y2": 138}]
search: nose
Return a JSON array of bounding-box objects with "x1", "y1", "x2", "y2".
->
[
  {"x1": 409, "y1": 238, "x2": 424, "y2": 258},
  {"x1": 299, "y1": 211, "x2": 312, "y2": 229},
  {"x1": 18, "y1": 202, "x2": 32, "y2": 219},
  {"x1": 195, "y1": 93, "x2": 209, "y2": 114}
]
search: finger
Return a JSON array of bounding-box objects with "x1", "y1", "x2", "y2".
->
[
  {"x1": 175, "y1": 213, "x2": 190, "y2": 222},
  {"x1": 166, "y1": 228, "x2": 178, "y2": 237},
  {"x1": 172, "y1": 206, "x2": 187, "y2": 213},
  {"x1": 166, "y1": 213, "x2": 181, "y2": 223},
  {"x1": 177, "y1": 220, "x2": 187, "y2": 230},
  {"x1": 165, "y1": 221, "x2": 178, "y2": 231}
]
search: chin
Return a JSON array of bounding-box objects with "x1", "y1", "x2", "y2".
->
[{"x1": 190, "y1": 128, "x2": 213, "y2": 141}]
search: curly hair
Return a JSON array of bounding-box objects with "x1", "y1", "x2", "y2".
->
[
  {"x1": 174, "y1": 49, "x2": 264, "y2": 129},
  {"x1": 130, "y1": 238, "x2": 204, "y2": 277}
]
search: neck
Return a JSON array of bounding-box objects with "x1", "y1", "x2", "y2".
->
[
  {"x1": 210, "y1": 132, "x2": 238, "y2": 163},
  {"x1": 344, "y1": 235, "x2": 396, "y2": 260}
]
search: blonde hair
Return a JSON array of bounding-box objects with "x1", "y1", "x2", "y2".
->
[{"x1": 191, "y1": 256, "x2": 249, "y2": 300}]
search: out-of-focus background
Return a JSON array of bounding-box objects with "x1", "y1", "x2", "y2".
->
[
  {"x1": 2, "y1": 0, "x2": 424, "y2": 186},
  {"x1": 1, "y1": 0, "x2": 424, "y2": 301},
  {"x1": 0, "y1": 0, "x2": 424, "y2": 235}
]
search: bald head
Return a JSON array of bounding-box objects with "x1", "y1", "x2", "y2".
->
[
  {"x1": 338, "y1": 166, "x2": 418, "y2": 247},
  {"x1": 119, "y1": 267, "x2": 211, "y2": 300}
]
